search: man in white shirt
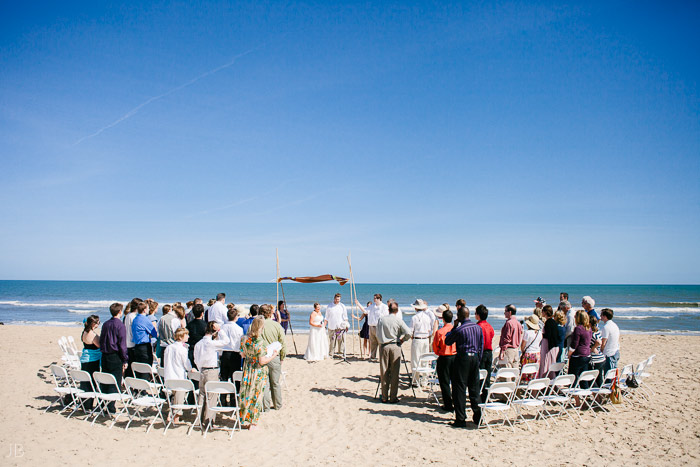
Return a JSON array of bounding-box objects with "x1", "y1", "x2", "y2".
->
[
  {"x1": 325, "y1": 293, "x2": 349, "y2": 358},
  {"x1": 355, "y1": 293, "x2": 388, "y2": 361},
  {"x1": 208, "y1": 293, "x2": 228, "y2": 325},
  {"x1": 194, "y1": 321, "x2": 230, "y2": 425},
  {"x1": 218, "y1": 306, "x2": 244, "y2": 402},
  {"x1": 410, "y1": 299, "x2": 433, "y2": 376},
  {"x1": 163, "y1": 327, "x2": 192, "y2": 424},
  {"x1": 600, "y1": 308, "x2": 621, "y2": 376}
]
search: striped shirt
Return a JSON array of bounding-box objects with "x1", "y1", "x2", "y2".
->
[{"x1": 444, "y1": 319, "x2": 483, "y2": 361}]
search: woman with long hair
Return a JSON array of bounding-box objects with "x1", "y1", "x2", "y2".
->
[
  {"x1": 538, "y1": 305, "x2": 561, "y2": 378},
  {"x1": 79, "y1": 315, "x2": 101, "y2": 409},
  {"x1": 239, "y1": 317, "x2": 278, "y2": 429},
  {"x1": 568, "y1": 310, "x2": 593, "y2": 386}
]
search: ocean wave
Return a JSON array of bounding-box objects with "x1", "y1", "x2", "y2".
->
[
  {"x1": 0, "y1": 300, "x2": 117, "y2": 308},
  {"x1": 1, "y1": 320, "x2": 82, "y2": 327},
  {"x1": 648, "y1": 301, "x2": 699, "y2": 308},
  {"x1": 67, "y1": 309, "x2": 97, "y2": 314},
  {"x1": 608, "y1": 307, "x2": 699, "y2": 314},
  {"x1": 615, "y1": 315, "x2": 673, "y2": 320}
]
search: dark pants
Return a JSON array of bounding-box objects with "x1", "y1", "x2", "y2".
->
[
  {"x1": 80, "y1": 359, "x2": 100, "y2": 410},
  {"x1": 220, "y1": 351, "x2": 242, "y2": 405},
  {"x1": 125, "y1": 347, "x2": 135, "y2": 378},
  {"x1": 568, "y1": 355, "x2": 591, "y2": 388},
  {"x1": 132, "y1": 343, "x2": 154, "y2": 379},
  {"x1": 451, "y1": 354, "x2": 482, "y2": 424},
  {"x1": 479, "y1": 349, "x2": 493, "y2": 401},
  {"x1": 590, "y1": 360, "x2": 605, "y2": 387},
  {"x1": 436, "y1": 355, "x2": 455, "y2": 409},
  {"x1": 101, "y1": 352, "x2": 124, "y2": 412}
]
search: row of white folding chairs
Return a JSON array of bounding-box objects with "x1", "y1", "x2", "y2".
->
[
  {"x1": 46, "y1": 364, "x2": 243, "y2": 438},
  {"x1": 617, "y1": 354, "x2": 655, "y2": 402},
  {"x1": 57, "y1": 336, "x2": 81, "y2": 370},
  {"x1": 477, "y1": 368, "x2": 621, "y2": 434}
]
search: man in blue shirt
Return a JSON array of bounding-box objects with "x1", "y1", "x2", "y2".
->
[
  {"x1": 445, "y1": 306, "x2": 483, "y2": 428},
  {"x1": 237, "y1": 304, "x2": 258, "y2": 335},
  {"x1": 131, "y1": 301, "x2": 158, "y2": 378}
]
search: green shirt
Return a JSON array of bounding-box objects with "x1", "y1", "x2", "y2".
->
[
  {"x1": 261, "y1": 318, "x2": 287, "y2": 360},
  {"x1": 376, "y1": 314, "x2": 411, "y2": 345}
]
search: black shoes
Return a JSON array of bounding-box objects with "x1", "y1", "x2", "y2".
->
[{"x1": 451, "y1": 420, "x2": 467, "y2": 428}]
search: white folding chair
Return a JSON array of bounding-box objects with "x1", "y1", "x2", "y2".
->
[
  {"x1": 68, "y1": 369, "x2": 100, "y2": 420},
  {"x1": 634, "y1": 358, "x2": 654, "y2": 398},
  {"x1": 58, "y1": 337, "x2": 81, "y2": 370},
  {"x1": 130, "y1": 362, "x2": 163, "y2": 388},
  {"x1": 45, "y1": 364, "x2": 83, "y2": 414},
  {"x1": 589, "y1": 368, "x2": 618, "y2": 412},
  {"x1": 540, "y1": 374, "x2": 576, "y2": 423},
  {"x1": 411, "y1": 353, "x2": 438, "y2": 388},
  {"x1": 123, "y1": 377, "x2": 167, "y2": 433},
  {"x1": 479, "y1": 369, "x2": 488, "y2": 394},
  {"x1": 164, "y1": 379, "x2": 203, "y2": 436},
  {"x1": 516, "y1": 363, "x2": 540, "y2": 393},
  {"x1": 92, "y1": 372, "x2": 132, "y2": 428},
  {"x1": 567, "y1": 369, "x2": 599, "y2": 420},
  {"x1": 547, "y1": 362, "x2": 566, "y2": 378},
  {"x1": 67, "y1": 335, "x2": 80, "y2": 354},
  {"x1": 477, "y1": 381, "x2": 516, "y2": 434},
  {"x1": 493, "y1": 367, "x2": 520, "y2": 385},
  {"x1": 511, "y1": 377, "x2": 550, "y2": 430},
  {"x1": 188, "y1": 369, "x2": 201, "y2": 397},
  {"x1": 203, "y1": 381, "x2": 240, "y2": 439}
]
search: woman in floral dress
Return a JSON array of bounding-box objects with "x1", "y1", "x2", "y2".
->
[{"x1": 239, "y1": 316, "x2": 278, "y2": 429}]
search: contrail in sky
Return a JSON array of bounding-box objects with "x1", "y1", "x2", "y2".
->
[{"x1": 74, "y1": 48, "x2": 257, "y2": 145}]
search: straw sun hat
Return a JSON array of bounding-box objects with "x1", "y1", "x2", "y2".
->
[{"x1": 525, "y1": 314, "x2": 540, "y2": 330}]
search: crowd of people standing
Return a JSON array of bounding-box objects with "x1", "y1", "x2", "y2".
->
[{"x1": 79, "y1": 293, "x2": 288, "y2": 430}]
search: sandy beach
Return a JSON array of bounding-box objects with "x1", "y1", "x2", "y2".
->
[{"x1": 1, "y1": 325, "x2": 698, "y2": 466}]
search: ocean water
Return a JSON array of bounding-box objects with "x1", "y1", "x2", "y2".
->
[{"x1": 0, "y1": 281, "x2": 698, "y2": 335}]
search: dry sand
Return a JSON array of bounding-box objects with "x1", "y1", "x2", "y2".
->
[{"x1": 1, "y1": 325, "x2": 698, "y2": 466}]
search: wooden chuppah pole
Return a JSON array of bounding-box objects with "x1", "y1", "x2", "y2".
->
[
  {"x1": 347, "y1": 253, "x2": 360, "y2": 358},
  {"x1": 276, "y1": 249, "x2": 298, "y2": 355},
  {"x1": 276, "y1": 248, "x2": 279, "y2": 310}
]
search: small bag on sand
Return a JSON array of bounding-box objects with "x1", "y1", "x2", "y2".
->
[{"x1": 610, "y1": 368, "x2": 622, "y2": 404}]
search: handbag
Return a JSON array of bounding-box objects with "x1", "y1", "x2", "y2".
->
[
  {"x1": 610, "y1": 368, "x2": 622, "y2": 404},
  {"x1": 625, "y1": 374, "x2": 639, "y2": 388}
]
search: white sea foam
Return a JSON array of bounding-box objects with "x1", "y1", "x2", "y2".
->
[
  {"x1": 0, "y1": 300, "x2": 117, "y2": 308},
  {"x1": 615, "y1": 315, "x2": 673, "y2": 320},
  {"x1": 67, "y1": 309, "x2": 97, "y2": 314},
  {"x1": 2, "y1": 320, "x2": 82, "y2": 327}
]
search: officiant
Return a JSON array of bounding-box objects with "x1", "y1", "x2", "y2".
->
[{"x1": 260, "y1": 304, "x2": 287, "y2": 411}]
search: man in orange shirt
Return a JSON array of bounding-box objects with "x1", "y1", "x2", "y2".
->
[{"x1": 432, "y1": 307, "x2": 457, "y2": 412}]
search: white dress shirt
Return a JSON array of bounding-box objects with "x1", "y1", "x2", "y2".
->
[
  {"x1": 208, "y1": 301, "x2": 228, "y2": 325},
  {"x1": 124, "y1": 312, "x2": 136, "y2": 348},
  {"x1": 367, "y1": 302, "x2": 389, "y2": 326},
  {"x1": 325, "y1": 302, "x2": 349, "y2": 330},
  {"x1": 411, "y1": 310, "x2": 434, "y2": 338},
  {"x1": 193, "y1": 334, "x2": 230, "y2": 369},
  {"x1": 218, "y1": 321, "x2": 244, "y2": 352},
  {"x1": 163, "y1": 341, "x2": 192, "y2": 380}
]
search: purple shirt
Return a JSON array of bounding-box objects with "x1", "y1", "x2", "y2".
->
[
  {"x1": 444, "y1": 319, "x2": 484, "y2": 361},
  {"x1": 570, "y1": 325, "x2": 592, "y2": 357},
  {"x1": 100, "y1": 317, "x2": 128, "y2": 362}
]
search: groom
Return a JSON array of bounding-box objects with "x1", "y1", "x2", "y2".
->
[{"x1": 325, "y1": 293, "x2": 349, "y2": 358}]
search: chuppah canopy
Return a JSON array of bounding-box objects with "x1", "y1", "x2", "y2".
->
[{"x1": 276, "y1": 274, "x2": 349, "y2": 286}]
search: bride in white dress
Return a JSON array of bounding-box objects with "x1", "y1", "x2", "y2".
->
[{"x1": 305, "y1": 303, "x2": 329, "y2": 361}]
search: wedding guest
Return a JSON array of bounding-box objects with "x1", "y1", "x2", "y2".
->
[
  {"x1": 376, "y1": 301, "x2": 412, "y2": 403},
  {"x1": 354, "y1": 294, "x2": 388, "y2": 361},
  {"x1": 432, "y1": 308, "x2": 456, "y2": 411},
  {"x1": 163, "y1": 328, "x2": 192, "y2": 424},
  {"x1": 237, "y1": 304, "x2": 258, "y2": 335},
  {"x1": 410, "y1": 299, "x2": 433, "y2": 377},
  {"x1": 445, "y1": 306, "x2": 483, "y2": 428},
  {"x1": 582, "y1": 296, "x2": 600, "y2": 321},
  {"x1": 157, "y1": 303, "x2": 179, "y2": 359},
  {"x1": 261, "y1": 304, "x2": 286, "y2": 410},
  {"x1": 194, "y1": 321, "x2": 229, "y2": 426},
  {"x1": 538, "y1": 305, "x2": 561, "y2": 378},
  {"x1": 185, "y1": 298, "x2": 202, "y2": 325},
  {"x1": 208, "y1": 293, "x2": 227, "y2": 325},
  {"x1": 131, "y1": 301, "x2": 157, "y2": 377},
  {"x1": 520, "y1": 314, "x2": 541, "y2": 383},
  {"x1": 589, "y1": 317, "x2": 605, "y2": 387},
  {"x1": 123, "y1": 297, "x2": 141, "y2": 377},
  {"x1": 219, "y1": 306, "x2": 244, "y2": 399},
  {"x1": 475, "y1": 305, "x2": 494, "y2": 401},
  {"x1": 240, "y1": 317, "x2": 278, "y2": 429},
  {"x1": 186, "y1": 304, "x2": 206, "y2": 367},
  {"x1": 100, "y1": 303, "x2": 128, "y2": 413},
  {"x1": 568, "y1": 310, "x2": 593, "y2": 386},
  {"x1": 146, "y1": 299, "x2": 159, "y2": 352},
  {"x1": 600, "y1": 308, "x2": 621, "y2": 376},
  {"x1": 172, "y1": 305, "x2": 186, "y2": 330},
  {"x1": 499, "y1": 305, "x2": 523, "y2": 368},
  {"x1": 352, "y1": 301, "x2": 371, "y2": 358},
  {"x1": 79, "y1": 315, "x2": 101, "y2": 410}
]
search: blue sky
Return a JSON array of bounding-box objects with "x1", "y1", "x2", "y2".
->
[{"x1": 1, "y1": 1, "x2": 698, "y2": 284}]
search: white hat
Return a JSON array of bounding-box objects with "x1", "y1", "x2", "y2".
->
[{"x1": 412, "y1": 299, "x2": 428, "y2": 311}]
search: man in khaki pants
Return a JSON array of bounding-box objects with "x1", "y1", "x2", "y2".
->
[
  {"x1": 376, "y1": 301, "x2": 411, "y2": 403},
  {"x1": 499, "y1": 304, "x2": 523, "y2": 368}
]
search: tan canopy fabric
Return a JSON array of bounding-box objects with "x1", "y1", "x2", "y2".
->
[{"x1": 277, "y1": 274, "x2": 348, "y2": 286}]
